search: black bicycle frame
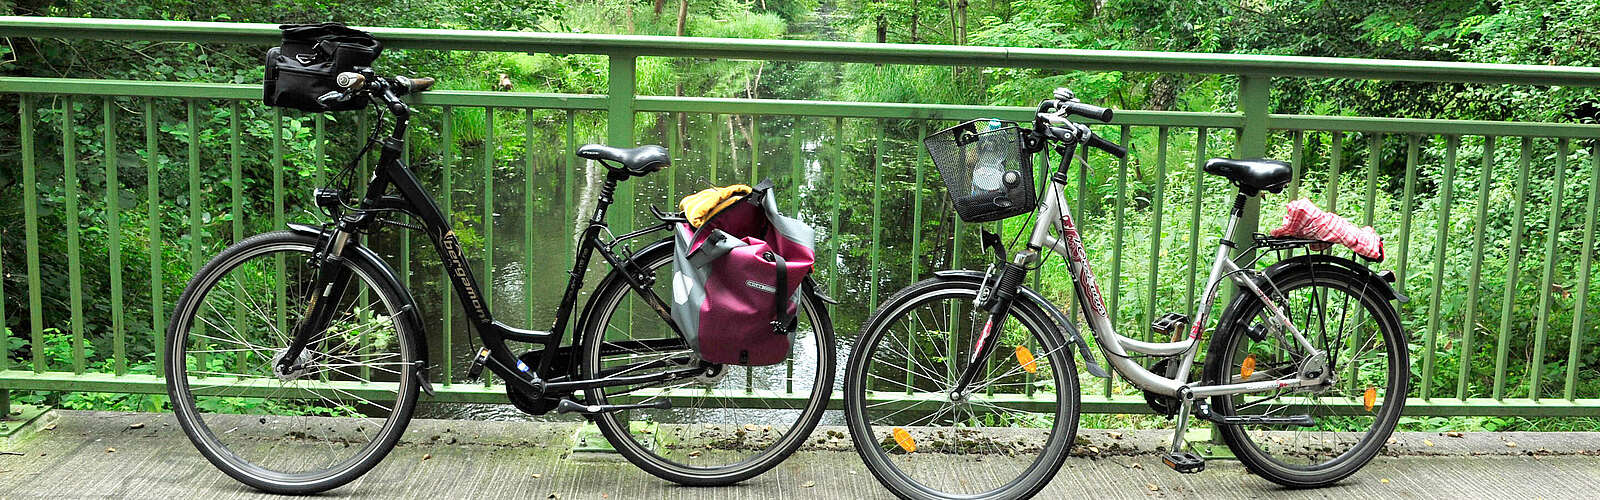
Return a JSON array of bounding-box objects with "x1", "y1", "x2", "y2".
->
[{"x1": 281, "y1": 86, "x2": 702, "y2": 400}]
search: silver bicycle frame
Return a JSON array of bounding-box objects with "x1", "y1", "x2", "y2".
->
[{"x1": 1019, "y1": 177, "x2": 1326, "y2": 399}]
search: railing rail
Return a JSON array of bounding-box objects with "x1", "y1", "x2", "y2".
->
[
  {"x1": 2, "y1": 16, "x2": 1598, "y2": 420},
  {"x1": 4, "y1": 17, "x2": 1600, "y2": 85}
]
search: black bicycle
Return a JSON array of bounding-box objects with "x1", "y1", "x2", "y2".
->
[{"x1": 164, "y1": 70, "x2": 836, "y2": 494}]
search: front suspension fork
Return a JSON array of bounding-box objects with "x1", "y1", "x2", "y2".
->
[
  {"x1": 276, "y1": 228, "x2": 359, "y2": 375},
  {"x1": 951, "y1": 260, "x2": 1029, "y2": 398}
]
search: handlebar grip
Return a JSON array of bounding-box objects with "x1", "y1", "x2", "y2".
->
[
  {"x1": 407, "y1": 77, "x2": 435, "y2": 93},
  {"x1": 1062, "y1": 101, "x2": 1113, "y2": 122},
  {"x1": 335, "y1": 72, "x2": 367, "y2": 90},
  {"x1": 1085, "y1": 133, "x2": 1128, "y2": 159}
]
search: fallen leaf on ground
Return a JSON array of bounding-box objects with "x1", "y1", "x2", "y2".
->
[
  {"x1": 1445, "y1": 431, "x2": 1464, "y2": 438},
  {"x1": 547, "y1": 493, "x2": 559, "y2": 500},
  {"x1": 1505, "y1": 441, "x2": 1517, "y2": 448},
  {"x1": 801, "y1": 481, "x2": 816, "y2": 488},
  {"x1": 1147, "y1": 483, "x2": 1160, "y2": 491},
  {"x1": 105, "y1": 448, "x2": 115, "y2": 453},
  {"x1": 1381, "y1": 478, "x2": 1391, "y2": 484},
  {"x1": 422, "y1": 454, "x2": 432, "y2": 460},
  {"x1": 42, "y1": 424, "x2": 56, "y2": 431},
  {"x1": 1423, "y1": 440, "x2": 1434, "y2": 447},
  {"x1": 531, "y1": 473, "x2": 542, "y2": 479},
  {"x1": 128, "y1": 423, "x2": 145, "y2": 430},
  {"x1": 1131, "y1": 463, "x2": 1143, "y2": 469},
  {"x1": 1108, "y1": 431, "x2": 1123, "y2": 439},
  {"x1": 688, "y1": 451, "x2": 702, "y2": 458}
]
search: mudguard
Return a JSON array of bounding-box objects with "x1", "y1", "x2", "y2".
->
[
  {"x1": 1215, "y1": 253, "x2": 1406, "y2": 340},
  {"x1": 287, "y1": 223, "x2": 436, "y2": 396},
  {"x1": 933, "y1": 270, "x2": 1110, "y2": 379},
  {"x1": 1260, "y1": 254, "x2": 1406, "y2": 303}
]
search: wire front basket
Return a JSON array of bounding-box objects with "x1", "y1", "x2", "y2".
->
[{"x1": 924, "y1": 119, "x2": 1035, "y2": 223}]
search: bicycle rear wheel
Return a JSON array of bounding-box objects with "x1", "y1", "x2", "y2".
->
[
  {"x1": 1204, "y1": 260, "x2": 1407, "y2": 488},
  {"x1": 578, "y1": 242, "x2": 835, "y2": 485},
  {"x1": 165, "y1": 231, "x2": 420, "y2": 494},
  {"x1": 845, "y1": 277, "x2": 1079, "y2": 500}
]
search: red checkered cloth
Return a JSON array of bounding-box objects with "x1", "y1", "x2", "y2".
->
[{"x1": 1270, "y1": 199, "x2": 1384, "y2": 261}]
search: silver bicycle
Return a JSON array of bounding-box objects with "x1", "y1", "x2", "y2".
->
[{"x1": 844, "y1": 88, "x2": 1409, "y2": 500}]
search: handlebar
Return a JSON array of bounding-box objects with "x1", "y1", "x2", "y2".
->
[
  {"x1": 317, "y1": 71, "x2": 434, "y2": 107},
  {"x1": 1084, "y1": 131, "x2": 1127, "y2": 158},
  {"x1": 1034, "y1": 90, "x2": 1126, "y2": 159},
  {"x1": 1060, "y1": 101, "x2": 1113, "y2": 122}
]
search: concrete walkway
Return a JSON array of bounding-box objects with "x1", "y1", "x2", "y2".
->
[{"x1": 2, "y1": 410, "x2": 1597, "y2": 499}]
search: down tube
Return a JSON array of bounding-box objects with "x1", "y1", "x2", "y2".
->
[{"x1": 1037, "y1": 182, "x2": 1190, "y2": 396}]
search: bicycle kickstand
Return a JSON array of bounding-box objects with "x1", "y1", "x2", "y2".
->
[{"x1": 1161, "y1": 387, "x2": 1206, "y2": 474}]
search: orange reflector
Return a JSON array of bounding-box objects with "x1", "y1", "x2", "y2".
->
[
  {"x1": 1016, "y1": 346, "x2": 1038, "y2": 374},
  {"x1": 1364, "y1": 386, "x2": 1377, "y2": 411},
  {"x1": 1240, "y1": 354, "x2": 1256, "y2": 379},
  {"x1": 892, "y1": 427, "x2": 916, "y2": 453}
]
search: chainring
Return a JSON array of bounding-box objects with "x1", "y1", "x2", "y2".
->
[
  {"x1": 1143, "y1": 358, "x2": 1182, "y2": 417},
  {"x1": 507, "y1": 350, "x2": 574, "y2": 416}
]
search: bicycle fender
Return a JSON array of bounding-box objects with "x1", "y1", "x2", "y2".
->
[
  {"x1": 932, "y1": 270, "x2": 1110, "y2": 379},
  {"x1": 1215, "y1": 254, "x2": 1406, "y2": 342},
  {"x1": 1260, "y1": 254, "x2": 1407, "y2": 303},
  {"x1": 287, "y1": 223, "x2": 436, "y2": 396}
]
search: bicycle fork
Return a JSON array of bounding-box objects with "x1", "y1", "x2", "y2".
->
[
  {"x1": 950, "y1": 258, "x2": 1030, "y2": 400},
  {"x1": 276, "y1": 228, "x2": 359, "y2": 378}
]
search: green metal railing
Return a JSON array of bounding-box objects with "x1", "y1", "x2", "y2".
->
[{"x1": 2, "y1": 17, "x2": 1599, "y2": 418}]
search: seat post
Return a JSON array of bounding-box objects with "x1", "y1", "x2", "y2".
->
[
  {"x1": 1221, "y1": 191, "x2": 1251, "y2": 248},
  {"x1": 590, "y1": 174, "x2": 625, "y2": 225}
]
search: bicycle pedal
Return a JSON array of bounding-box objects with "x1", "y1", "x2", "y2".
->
[
  {"x1": 555, "y1": 398, "x2": 672, "y2": 415},
  {"x1": 466, "y1": 347, "x2": 490, "y2": 380},
  {"x1": 1151, "y1": 312, "x2": 1189, "y2": 337},
  {"x1": 1161, "y1": 451, "x2": 1205, "y2": 474}
]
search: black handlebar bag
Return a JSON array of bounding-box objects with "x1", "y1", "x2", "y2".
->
[{"x1": 263, "y1": 23, "x2": 382, "y2": 112}]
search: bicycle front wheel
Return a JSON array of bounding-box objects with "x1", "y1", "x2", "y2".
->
[
  {"x1": 578, "y1": 241, "x2": 836, "y2": 485},
  {"x1": 165, "y1": 231, "x2": 420, "y2": 494},
  {"x1": 845, "y1": 277, "x2": 1079, "y2": 500},
  {"x1": 1204, "y1": 260, "x2": 1407, "y2": 488}
]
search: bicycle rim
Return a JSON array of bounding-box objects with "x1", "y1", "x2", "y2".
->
[
  {"x1": 1212, "y1": 269, "x2": 1405, "y2": 473},
  {"x1": 166, "y1": 235, "x2": 416, "y2": 489},
  {"x1": 848, "y1": 283, "x2": 1076, "y2": 499},
  {"x1": 581, "y1": 249, "x2": 834, "y2": 483}
]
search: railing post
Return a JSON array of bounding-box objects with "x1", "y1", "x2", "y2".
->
[
  {"x1": 607, "y1": 53, "x2": 638, "y2": 230},
  {"x1": 1233, "y1": 75, "x2": 1270, "y2": 285}
]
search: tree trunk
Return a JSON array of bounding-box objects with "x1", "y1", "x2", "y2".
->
[
  {"x1": 676, "y1": 0, "x2": 688, "y2": 36},
  {"x1": 948, "y1": 0, "x2": 959, "y2": 44},
  {"x1": 654, "y1": 0, "x2": 665, "y2": 16},
  {"x1": 875, "y1": 0, "x2": 887, "y2": 43},
  {"x1": 957, "y1": 0, "x2": 968, "y2": 45}
]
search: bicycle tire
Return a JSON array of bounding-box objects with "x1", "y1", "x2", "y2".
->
[
  {"x1": 845, "y1": 277, "x2": 1079, "y2": 500},
  {"x1": 166, "y1": 231, "x2": 420, "y2": 494},
  {"x1": 577, "y1": 241, "x2": 836, "y2": 485},
  {"x1": 1204, "y1": 260, "x2": 1407, "y2": 488}
]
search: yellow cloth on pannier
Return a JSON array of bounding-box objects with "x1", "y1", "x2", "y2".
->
[{"x1": 678, "y1": 184, "x2": 752, "y2": 227}]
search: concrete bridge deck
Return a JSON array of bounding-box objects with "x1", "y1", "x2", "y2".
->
[{"x1": 2, "y1": 410, "x2": 1597, "y2": 499}]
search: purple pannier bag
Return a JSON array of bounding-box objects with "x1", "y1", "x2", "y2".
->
[{"x1": 671, "y1": 181, "x2": 816, "y2": 366}]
